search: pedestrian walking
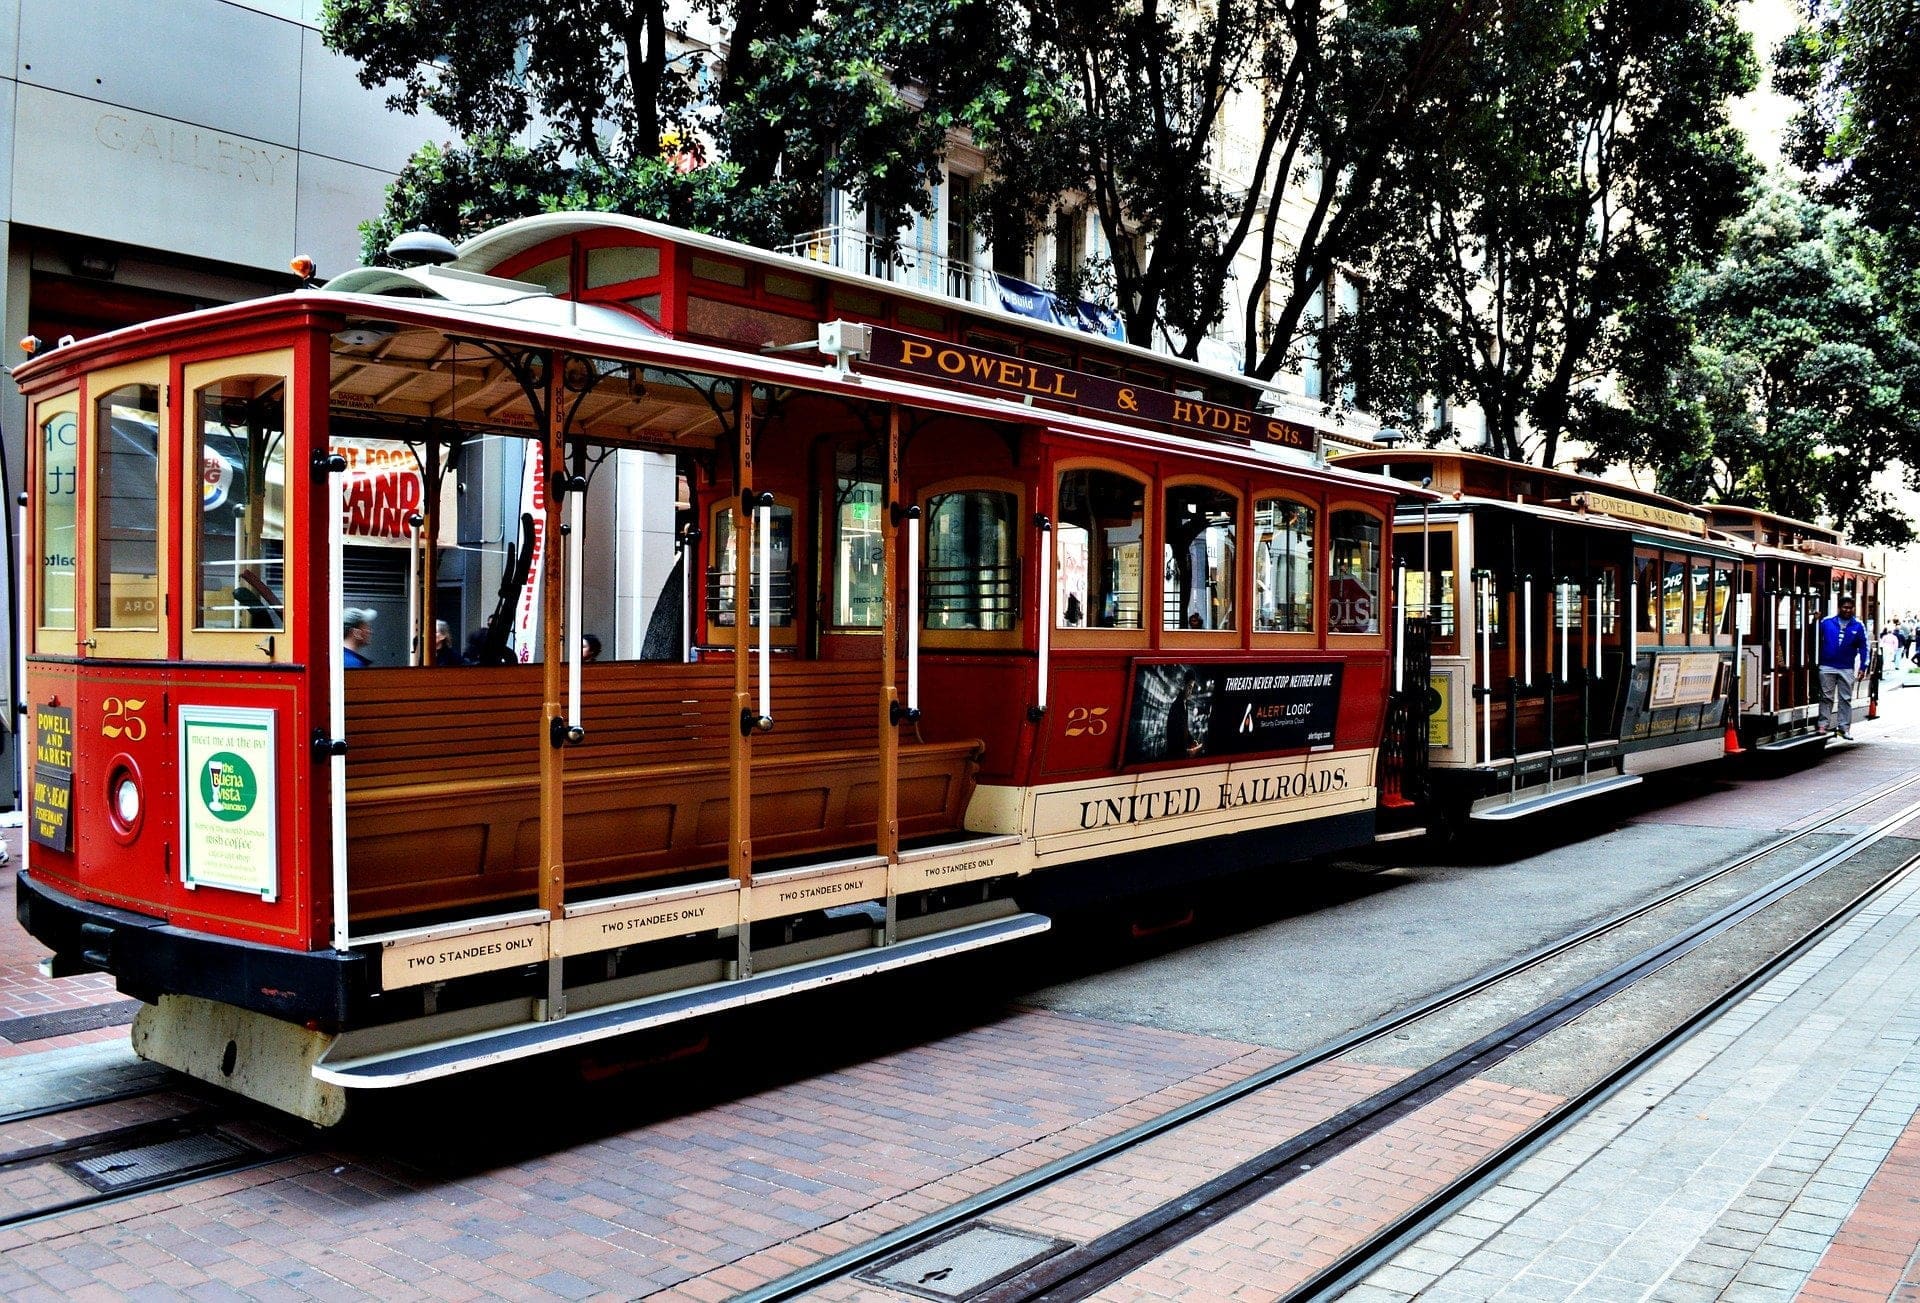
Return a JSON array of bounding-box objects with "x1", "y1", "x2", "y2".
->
[
  {"x1": 1880, "y1": 623, "x2": 1900, "y2": 672},
  {"x1": 342, "y1": 608, "x2": 377, "y2": 669},
  {"x1": 1818, "y1": 597, "x2": 1869, "y2": 739}
]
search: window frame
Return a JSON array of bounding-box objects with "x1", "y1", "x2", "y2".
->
[
  {"x1": 821, "y1": 468, "x2": 888, "y2": 636},
  {"x1": 182, "y1": 350, "x2": 296, "y2": 663},
  {"x1": 31, "y1": 388, "x2": 81, "y2": 655},
  {"x1": 1159, "y1": 476, "x2": 1242, "y2": 647},
  {"x1": 83, "y1": 358, "x2": 171, "y2": 660},
  {"x1": 1250, "y1": 489, "x2": 1322, "y2": 650},
  {"x1": 1051, "y1": 458, "x2": 1151, "y2": 650},
  {"x1": 1325, "y1": 500, "x2": 1388, "y2": 646},
  {"x1": 919, "y1": 475, "x2": 1025, "y2": 651},
  {"x1": 703, "y1": 491, "x2": 801, "y2": 648}
]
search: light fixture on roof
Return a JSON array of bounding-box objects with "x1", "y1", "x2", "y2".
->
[
  {"x1": 333, "y1": 322, "x2": 397, "y2": 348},
  {"x1": 1374, "y1": 427, "x2": 1407, "y2": 448},
  {"x1": 387, "y1": 230, "x2": 459, "y2": 267}
]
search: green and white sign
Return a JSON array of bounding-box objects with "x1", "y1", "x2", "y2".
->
[{"x1": 180, "y1": 705, "x2": 278, "y2": 899}]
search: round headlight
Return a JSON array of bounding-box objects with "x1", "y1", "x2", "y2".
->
[{"x1": 114, "y1": 773, "x2": 140, "y2": 824}]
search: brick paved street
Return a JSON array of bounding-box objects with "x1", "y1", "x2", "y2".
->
[{"x1": 7, "y1": 700, "x2": 1920, "y2": 1299}]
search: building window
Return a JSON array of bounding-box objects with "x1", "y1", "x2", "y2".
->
[
  {"x1": 1163, "y1": 485, "x2": 1236, "y2": 631},
  {"x1": 1057, "y1": 468, "x2": 1145, "y2": 630}
]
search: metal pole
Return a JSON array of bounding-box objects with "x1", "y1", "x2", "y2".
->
[
  {"x1": 1036, "y1": 515, "x2": 1053, "y2": 715},
  {"x1": 567, "y1": 484, "x2": 583, "y2": 731},
  {"x1": 1479, "y1": 572, "x2": 1493, "y2": 764},
  {"x1": 328, "y1": 445, "x2": 349, "y2": 951},
  {"x1": 1394, "y1": 561, "x2": 1407, "y2": 694},
  {"x1": 757, "y1": 501, "x2": 772, "y2": 723},
  {"x1": 906, "y1": 514, "x2": 920, "y2": 714},
  {"x1": 1522, "y1": 576, "x2": 1533, "y2": 686}
]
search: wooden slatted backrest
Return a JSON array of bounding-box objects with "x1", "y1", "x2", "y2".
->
[{"x1": 345, "y1": 658, "x2": 892, "y2": 789}]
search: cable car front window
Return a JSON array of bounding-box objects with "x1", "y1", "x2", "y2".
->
[
  {"x1": 94, "y1": 383, "x2": 161, "y2": 631},
  {"x1": 38, "y1": 402, "x2": 78, "y2": 631},
  {"x1": 195, "y1": 377, "x2": 287, "y2": 631}
]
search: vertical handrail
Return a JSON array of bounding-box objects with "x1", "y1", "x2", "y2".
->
[
  {"x1": 566, "y1": 481, "x2": 583, "y2": 730},
  {"x1": 1478, "y1": 571, "x2": 1493, "y2": 764},
  {"x1": 1394, "y1": 561, "x2": 1407, "y2": 695},
  {"x1": 14, "y1": 497, "x2": 28, "y2": 850},
  {"x1": 1558, "y1": 581, "x2": 1571, "y2": 686},
  {"x1": 327, "y1": 448, "x2": 349, "y2": 951},
  {"x1": 756, "y1": 499, "x2": 772, "y2": 726},
  {"x1": 1034, "y1": 514, "x2": 1053, "y2": 718},
  {"x1": 906, "y1": 512, "x2": 921, "y2": 714},
  {"x1": 1521, "y1": 576, "x2": 1533, "y2": 688}
]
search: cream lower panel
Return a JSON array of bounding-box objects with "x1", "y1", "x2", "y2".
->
[
  {"x1": 558, "y1": 881, "x2": 741, "y2": 957},
  {"x1": 894, "y1": 837, "x2": 1032, "y2": 893},
  {"x1": 747, "y1": 861, "x2": 889, "y2": 921},
  {"x1": 381, "y1": 921, "x2": 549, "y2": 989},
  {"x1": 1026, "y1": 749, "x2": 1377, "y2": 862}
]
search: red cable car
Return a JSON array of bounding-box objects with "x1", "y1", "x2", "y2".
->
[{"x1": 15, "y1": 216, "x2": 1426, "y2": 1122}]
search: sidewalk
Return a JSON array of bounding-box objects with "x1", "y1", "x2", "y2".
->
[{"x1": 1349, "y1": 851, "x2": 1920, "y2": 1301}]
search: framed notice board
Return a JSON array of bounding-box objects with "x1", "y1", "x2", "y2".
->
[{"x1": 178, "y1": 705, "x2": 279, "y2": 900}]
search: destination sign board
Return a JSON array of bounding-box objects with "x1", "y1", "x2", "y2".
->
[
  {"x1": 29, "y1": 704, "x2": 73, "y2": 853},
  {"x1": 1571, "y1": 491, "x2": 1706, "y2": 537},
  {"x1": 859, "y1": 326, "x2": 1316, "y2": 452}
]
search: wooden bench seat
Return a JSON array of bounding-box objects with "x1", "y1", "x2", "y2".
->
[{"x1": 342, "y1": 661, "x2": 980, "y2": 921}]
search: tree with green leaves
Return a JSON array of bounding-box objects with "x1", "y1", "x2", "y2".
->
[
  {"x1": 1357, "y1": 0, "x2": 1757, "y2": 467},
  {"x1": 1590, "y1": 187, "x2": 1920, "y2": 546},
  {"x1": 1776, "y1": 0, "x2": 1920, "y2": 317},
  {"x1": 322, "y1": 0, "x2": 1056, "y2": 260},
  {"x1": 993, "y1": 0, "x2": 1497, "y2": 361}
]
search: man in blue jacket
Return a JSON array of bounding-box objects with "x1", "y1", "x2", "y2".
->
[{"x1": 1818, "y1": 596, "x2": 1869, "y2": 739}]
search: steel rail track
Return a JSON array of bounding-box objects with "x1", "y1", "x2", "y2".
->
[
  {"x1": 1300, "y1": 827, "x2": 1920, "y2": 1299},
  {"x1": 983, "y1": 791, "x2": 1920, "y2": 1301},
  {"x1": 737, "y1": 767, "x2": 1920, "y2": 1303}
]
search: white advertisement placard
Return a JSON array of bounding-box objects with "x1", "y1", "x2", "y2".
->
[{"x1": 179, "y1": 705, "x2": 279, "y2": 899}]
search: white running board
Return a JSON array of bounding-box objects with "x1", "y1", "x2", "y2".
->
[
  {"x1": 1471, "y1": 773, "x2": 1643, "y2": 822},
  {"x1": 315, "y1": 912, "x2": 1050, "y2": 1089}
]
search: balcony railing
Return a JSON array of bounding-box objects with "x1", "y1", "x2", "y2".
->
[{"x1": 780, "y1": 226, "x2": 1127, "y2": 342}]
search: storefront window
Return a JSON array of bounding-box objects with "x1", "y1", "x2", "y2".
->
[
  {"x1": 94, "y1": 383, "x2": 162, "y2": 631},
  {"x1": 926, "y1": 488, "x2": 1018, "y2": 631},
  {"x1": 1328, "y1": 509, "x2": 1382, "y2": 634},
  {"x1": 1163, "y1": 485, "x2": 1236, "y2": 631},
  {"x1": 1056, "y1": 469, "x2": 1144, "y2": 630},
  {"x1": 1255, "y1": 499, "x2": 1316, "y2": 633},
  {"x1": 195, "y1": 376, "x2": 287, "y2": 631}
]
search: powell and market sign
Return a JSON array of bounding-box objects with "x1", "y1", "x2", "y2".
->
[{"x1": 858, "y1": 326, "x2": 1315, "y2": 452}]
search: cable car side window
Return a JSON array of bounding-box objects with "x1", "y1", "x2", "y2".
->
[
  {"x1": 706, "y1": 496, "x2": 797, "y2": 645},
  {"x1": 35, "y1": 391, "x2": 80, "y2": 638},
  {"x1": 829, "y1": 467, "x2": 885, "y2": 630},
  {"x1": 1056, "y1": 467, "x2": 1146, "y2": 632},
  {"x1": 1162, "y1": 482, "x2": 1237, "y2": 633},
  {"x1": 193, "y1": 372, "x2": 287, "y2": 637},
  {"x1": 1253, "y1": 496, "x2": 1316, "y2": 635},
  {"x1": 1328, "y1": 508, "x2": 1383, "y2": 635},
  {"x1": 924, "y1": 486, "x2": 1020, "y2": 636}
]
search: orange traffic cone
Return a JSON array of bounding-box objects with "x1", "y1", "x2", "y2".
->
[{"x1": 1724, "y1": 720, "x2": 1746, "y2": 755}]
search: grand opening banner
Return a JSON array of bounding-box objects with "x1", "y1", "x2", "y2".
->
[{"x1": 1125, "y1": 661, "x2": 1343, "y2": 765}]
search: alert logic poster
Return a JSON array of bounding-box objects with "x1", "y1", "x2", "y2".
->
[
  {"x1": 179, "y1": 705, "x2": 278, "y2": 899},
  {"x1": 1126, "y1": 661, "x2": 1343, "y2": 765}
]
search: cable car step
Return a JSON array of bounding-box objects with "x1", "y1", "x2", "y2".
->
[
  {"x1": 312, "y1": 911, "x2": 1050, "y2": 1090},
  {"x1": 1755, "y1": 730, "x2": 1830, "y2": 753},
  {"x1": 1470, "y1": 773, "x2": 1643, "y2": 822}
]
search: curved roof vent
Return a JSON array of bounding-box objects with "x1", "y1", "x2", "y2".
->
[{"x1": 386, "y1": 230, "x2": 459, "y2": 267}]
